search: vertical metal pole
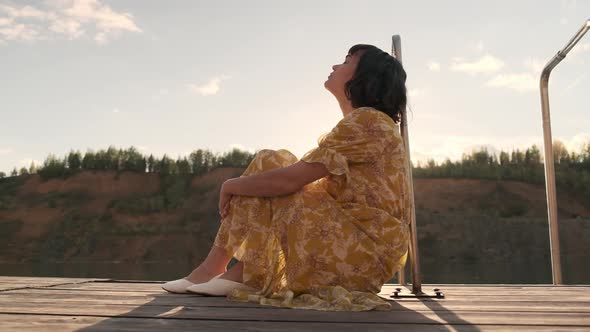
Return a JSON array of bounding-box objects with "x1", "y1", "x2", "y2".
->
[
  {"x1": 539, "y1": 19, "x2": 589, "y2": 285},
  {"x1": 392, "y1": 35, "x2": 423, "y2": 294}
]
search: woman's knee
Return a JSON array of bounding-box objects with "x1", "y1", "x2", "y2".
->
[
  {"x1": 241, "y1": 149, "x2": 299, "y2": 176},
  {"x1": 255, "y1": 149, "x2": 298, "y2": 167}
]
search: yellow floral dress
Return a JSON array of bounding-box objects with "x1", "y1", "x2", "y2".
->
[{"x1": 214, "y1": 106, "x2": 411, "y2": 311}]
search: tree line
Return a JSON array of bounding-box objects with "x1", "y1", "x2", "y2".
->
[
  {"x1": 1, "y1": 141, "x2": 589, "y2": 200},
  {"x1": 413, "y1": 140, "x2": 590, "y2": 200},
  {"x1": 0, "y1": 146, "x2": 256, "y2": 180}
]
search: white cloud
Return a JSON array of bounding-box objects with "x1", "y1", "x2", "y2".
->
[
  {"x1": 427, "y1": 61, "x2": 440, "y2": 72},
  {"x1": 188, "y1": 75, "x2": 231, "y2": 96},
  {"x1": 485, "y1": 73, "x2": 537, "y2": 92},
  {"x1": 112, "y1": 107, "x2": 120, "y2": 113},
  {"x1": 0, "y1": 148, "x2": 13, "y2": 154},
  {"x1": 0, "y1": 1, "x2": 141, "y2": 45},
  {"x1": 49, "y1": 17, "x2": 84, "y2": 39},
  {"x1": 560, "y1": 132, "x2": 590, "y2": 153},
  {"x1": 524, "y1": 57, "x2": 545, "y2": 74},
  {"x1": 0, "y1": 4, "x2": 46, "y2": 19},
  {"x1": 137, "y1": 145, "x2": 149, "y2": 152},
  {"x1": 0, "y1": 23, "x2": 42, "y2": 42},
  {"x1": 480, "y1": 57, "x2": 545, "y2": 93},
  {"x1": 0, "y1": 17, "x2": 13, "y2": 25},
  {"x1": 450, "y1": 54, "x2": 504, "y2": 75},
  {"x1": 560, "y1": 17, "x2": 569, "y2": 25}
]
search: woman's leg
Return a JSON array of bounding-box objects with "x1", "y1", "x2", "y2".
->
[
  {"x1": 185, "y1": 245, "x2": 244, "y2": 283},
  {"x1": 219, "y1": 261, "x2": 244, "y2": 282},
  {"x1": 185, "y1": 245, "x2": 231, "y2": 283},
  {"x1": 185, "y1": 149, "x2": 298, "y2": 285}
]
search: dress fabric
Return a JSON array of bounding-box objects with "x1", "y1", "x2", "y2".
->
[{"x1": 213, "y1": 106, "x2": 411, "y2": 311}]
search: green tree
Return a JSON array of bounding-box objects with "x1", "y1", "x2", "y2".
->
[
  {"x1": 82, "y1": 150, "x2": 96, "y2": 169},
  {"x1": 28, "y1": 161, "x2": 37, "y2": 174},
  {"x1": 525, "y1": 145, "x2": 542, "y2": 165},
  {"x1": 176, "y1": 157, "x2": 191, "y2": 175},
  {"x1": 37, "y1": 154, "x2": 66, "y2": 179},
  {"x1": 189, "y1": 149, "x2": 205, "y2": 175},
  {"x1": 147, "y1": 154, "x2": 155, "y2": 173},
  {"x1": 553, "y1": 140, "x2": 569, "y2": 164},
  {"x1": 499, "y1": 151, "x2": 510, "y2": 166},
  {"x1": 203, "y1": 150, "x2": 218, "y2": 172},
  {"x1": 67, "y1": 150, "x2": 82, "y2": 170},
  {"x1": 105, "y1": 146, "x2": 120, "y2": 170},
  {"x1": 94, "y1": 149, "x2": 107, "y2": 170},
  {"x1": 158, "y1": 155, "x2": 175, "y2": 175},
  {"x1": 120, "y1": 146, "x2": 145, "y2": 172},
  {"x1": 220, "y1": 148, "x2": 255, "y2": 167}
]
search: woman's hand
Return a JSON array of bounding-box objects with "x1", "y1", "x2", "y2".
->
[{"x1": 219, "y1": 180, "x2": 233, "y2": 220}]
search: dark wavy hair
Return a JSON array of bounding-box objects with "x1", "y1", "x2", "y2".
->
[{"x1": 345, "y1": 44, "x2": 407, "y2": 124}]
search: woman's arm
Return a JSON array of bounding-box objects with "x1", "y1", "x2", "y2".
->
[{"x1": 222, "y1": 160, "x2": 330, "y2": 197}]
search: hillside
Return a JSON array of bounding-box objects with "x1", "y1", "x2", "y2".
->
[{"x1": 0, "y1": 170, "x2": 589, "y2": 283}]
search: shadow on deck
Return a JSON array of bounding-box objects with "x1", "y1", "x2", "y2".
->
[{"x1": 0, "y1": 276, "x2": 589, "y2": 331}]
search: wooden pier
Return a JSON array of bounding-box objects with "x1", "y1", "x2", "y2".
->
[{"x1": 0, "y1": 276, "x2": 589, "y2": 331}]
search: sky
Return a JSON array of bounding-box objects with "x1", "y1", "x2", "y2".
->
[{"x1": 0, "y1": 0, "x2": 589, "y2": 174}]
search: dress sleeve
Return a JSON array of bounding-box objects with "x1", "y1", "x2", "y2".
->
[{"x1": 300, "y1": 109, "x2": 392, "y2": 177}]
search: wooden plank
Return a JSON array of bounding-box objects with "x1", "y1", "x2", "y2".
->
[
  {"x1": 2, "y1": 288, "x2": 590, "y2": 311},
  {"x1": 1, "y1": 296, "x2": 589, "y2": 314},
  {"x1": 1, "y1": 278, "x2": 590, "y2": 331},
  {"x1": 4, "y1": 287, "x2": 590, "y2": 307},
  {"x1": 4, "y1": 314, "x2": 590, "y2": 332},
  {"x1": 0, "y1": 302, "x2": 589, "y2": 326},
  {"x1": 0, "y1": 277, "x2": 109, "y2": 291},
  {"x1": 1, "y1": 278, "x2": 586, "y2": 288},
  {"x1": 20, "y1": 281, "x2": 589, "y2": 296},
  {"x1": 22, "y1": 286, "x2": 590, "y2": 302},
  {"x1": 0, "y1": 276, "x2": 105, "y2": 283},
  {"x1": 36, "y1": 282, "x2": 590, "y2": 297}
]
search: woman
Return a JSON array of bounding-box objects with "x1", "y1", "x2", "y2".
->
[{"x1": 162, "y1": 44, "x2": 411, "y2": 311}]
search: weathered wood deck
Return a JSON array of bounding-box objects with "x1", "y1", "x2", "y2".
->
[{"x1": 0, "y1": 276, "x2": 588, "y2": 331}]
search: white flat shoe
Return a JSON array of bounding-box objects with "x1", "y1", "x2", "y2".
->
[
  {"x1": 161, "y1": 273, "x2": 223, "y2": 294},
  {"x1": 186, "y1": 278, "x2": 258, "y2": 296}
]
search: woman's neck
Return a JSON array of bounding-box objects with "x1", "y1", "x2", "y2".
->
[{"x1": 337, "y1": 98, "x2": 354, "y2": 117}]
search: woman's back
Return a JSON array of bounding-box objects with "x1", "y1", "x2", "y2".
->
[{"x1": 304, "y1": 106, "x2": 411, "y2": 226}]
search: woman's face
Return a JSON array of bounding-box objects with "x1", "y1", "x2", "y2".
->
[{"x1": 324, "y1": 51, "x2": 362, "y2": 98}]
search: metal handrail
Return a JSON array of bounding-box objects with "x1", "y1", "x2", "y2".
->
[
  {"x1": 540, "y1": 19, "x2": 589, "y2": 285},
  {"x1": 392, "y1": 35, "x2": 423, "y2": 294}
]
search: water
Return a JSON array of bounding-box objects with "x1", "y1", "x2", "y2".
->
[{"x1": 1, "y1": 262, "x2": 204, "y2": 281}]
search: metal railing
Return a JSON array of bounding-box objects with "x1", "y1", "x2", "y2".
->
[
  {"x1": 391, "y1": 18, "x2": 589, "y2": 292},
  {"x1": 392, "y1": 35, "x2": 423, "y2": 295},
  {"x1": 540, "y1": 19, "x2": 590, "y2": 285}
]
